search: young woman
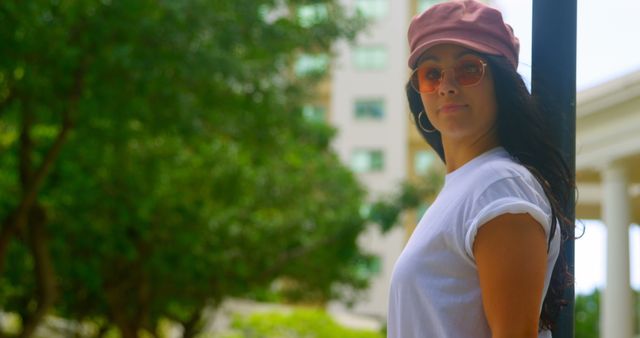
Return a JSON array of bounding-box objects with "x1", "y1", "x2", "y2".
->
[{"x1": 387, "y1": 1, "x2": 574, "y2": 338}]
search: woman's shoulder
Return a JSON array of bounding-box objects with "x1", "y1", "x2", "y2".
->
[
  {"x1": 459, "y1": 153, "x2": 546, "y2": 206},
  {"x1": 468, "y1": 151, "x2": 534, "y2": 186},
  {"x1": 446, "y1": 148, "x2": 544, "y2": 201},
  {"x1": 482, "y1": 155, "x2": 531, "y2": 179},
  {"x1": 472, "y1": 155, "x2": 548, "y2": 206}
]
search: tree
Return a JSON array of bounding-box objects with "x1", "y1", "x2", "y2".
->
[
  {"x1": 368, "y1": 168, "x2": 444, "y2": 233},
  {"x1": 0, "y1": 1, "x2": 367, "y2": 337}
]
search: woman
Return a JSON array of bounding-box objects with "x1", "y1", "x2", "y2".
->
[{"x1": 387, "y1": 1, "x2": 574, "y2": 338}]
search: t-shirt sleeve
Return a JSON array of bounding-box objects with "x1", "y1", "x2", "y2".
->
[{"x1": 463, "y1": 176, "x2": 552, "y2": 262}]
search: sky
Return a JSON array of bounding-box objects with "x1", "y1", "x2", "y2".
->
[
  {"x1": 493, "y1": 0, "x2": 640, "y2": 294},
  {"x1": 495, "y1": 0, "x2": 640, "y2": 91}
]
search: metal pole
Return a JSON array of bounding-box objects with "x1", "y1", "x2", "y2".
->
[{"x1": 531, "y1": 1, "x2": 576, "y2": 337}]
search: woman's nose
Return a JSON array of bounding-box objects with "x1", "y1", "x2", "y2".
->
[{"x1": 438, "y1": 69, "x2": 459, "y2": 96}]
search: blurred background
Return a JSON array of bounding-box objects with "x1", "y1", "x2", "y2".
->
[{"x1": 0, "y1": 0, "x2": 638, "y2": 337}]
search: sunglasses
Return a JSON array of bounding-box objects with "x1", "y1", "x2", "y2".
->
[{"x1": 410, "y1": 56, "x2": 487, "y2": 94}]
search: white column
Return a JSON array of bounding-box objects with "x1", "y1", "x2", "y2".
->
[{"x1": 601, "y1": 161, "x2": 633, "y2": 338}]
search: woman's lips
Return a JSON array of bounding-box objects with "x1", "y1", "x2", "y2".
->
[{"x1": 438, "y1": 103, "x2": 467, "y2": 113}]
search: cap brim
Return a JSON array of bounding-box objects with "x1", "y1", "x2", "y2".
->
[{"x1": 408, "y1": 38, "x2": 503, "y2": 68}]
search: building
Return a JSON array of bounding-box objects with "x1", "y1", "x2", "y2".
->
[
  {"x1": 324, "y1": 0, "x2": 412, "y2": 321},
  {"x1": 575, "y1": 69, "x2": 640, "y2": 338},
  {"x1": 318, "y1": 0, "x2": 466, "y2": 324}
]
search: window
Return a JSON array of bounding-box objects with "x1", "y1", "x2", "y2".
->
[
  {"x1": 414, "y1": 150, "x2": 435, "y2": 175},
  {"x1": 354, "y1": 256, "x2": 381, "y2": 280},
  {"x1": 297, "y1": 4, "x2": 328, "y2": 27},
  {"x1": 351, "y1": 149, "x2": 384, "y2": 173},
  {"x1": 359, "y1": 204, "x2": 371, "y2": 218},
  {"x1": 353, "y1": 46, "x2": 387, "y2": 70},
  {"x1": 417, "y1": 0, "x2": 444, "y2": 13},
  {"x1": 416, "y1": 203, "x2": 430, "y2": 220},
  {"x1": 355, "y1": 0, "x2": 387, "y2": 19},
  {"x1": 302, "y1": 104, "x2": 326, "y2": 122},
  {"x1": 295, "y1": 54, "x2": 329, "y2": 76},
  {"x1": 355, "y1": 99, "x2": 384, "y2": 119}
]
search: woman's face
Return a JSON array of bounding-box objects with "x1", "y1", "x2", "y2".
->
[{"x1": 417, "y1": 44, "x2": 498, "y2": 144}]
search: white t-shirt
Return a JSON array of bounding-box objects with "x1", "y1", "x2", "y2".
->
[{"x1": 387, "y1": 147, "x2": 560, "y2": 338}]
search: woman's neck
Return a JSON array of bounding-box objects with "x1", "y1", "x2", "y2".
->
[{"x1": 442, "y1": 133, "x2": 500, "y2": 173}]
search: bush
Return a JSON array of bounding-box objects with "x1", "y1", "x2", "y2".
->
[
  {"x1": 218, "y1": 308, "x2": 383, "y2": 338},
  {"x1": 575, "y1": 289, "x2": 600, "y2": 338},
  {"x1": 574, "y1": 288, "x2": 640, "y2": 338}
]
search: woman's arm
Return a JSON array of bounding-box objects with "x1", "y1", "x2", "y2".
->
[{"x1": 473, "y1": 213, "x2": 548, "y2": 338}]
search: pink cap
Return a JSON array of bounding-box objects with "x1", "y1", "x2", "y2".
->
[{"x1": 408, "y1": 0, "x2": 520, "y2": 69}]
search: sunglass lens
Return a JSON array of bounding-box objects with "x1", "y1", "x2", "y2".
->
[
  {"x1": 414, "y1": 65, "x2": 440, "y2": 93},
  {"x1": 411, "y1": 58, "x2": 484, "y2": 93},
  {"x1": 454, "y1": 59, "x2": 484, "y2": 86}
]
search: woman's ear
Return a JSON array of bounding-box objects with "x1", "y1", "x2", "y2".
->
[{"x1": 405, "y1": 82, "x2": 446, "y2": 163}]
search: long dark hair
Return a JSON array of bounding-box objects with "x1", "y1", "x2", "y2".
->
[{"x1": 406, "y1": 53, "x2": 575, "y2": 330}]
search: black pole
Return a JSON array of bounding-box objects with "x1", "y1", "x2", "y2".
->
[{"x1": 531, "y1": 0, "x2": 576, "y2": 337}]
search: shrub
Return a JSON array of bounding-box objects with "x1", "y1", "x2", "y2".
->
[{"x1": 218, "y1": 308, "x2": 383, "y2": 338}]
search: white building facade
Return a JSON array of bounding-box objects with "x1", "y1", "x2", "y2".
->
[
  {"x1": 324, "y1": 0, "x2": 459, "y2": 323},
  {"x1": 575, "y1": 70, "x2": 640, "y2": 338},
  {"x1": 327, "y1": 0, "x2": 411, "y2": 320}
]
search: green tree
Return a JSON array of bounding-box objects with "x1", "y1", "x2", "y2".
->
[
  {"x1": 368, "y1": 168, "x2": 444, "y2": 233},
  {"x1": 0, "y1": 1, "x2": 367, "y2": 337}
]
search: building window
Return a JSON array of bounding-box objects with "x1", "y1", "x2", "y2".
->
[
  {"x1": 295, "y1": 54, "x2": 329, "y2": 76},
  {"x1": 355, "y1": 99, "x2": 384, "y2": 119},
  {"x1": 302, "y1": 104, "x2": 326, "y2": 122},
  {"x1": 355, "y1": 0, "x2": 387, "y2": 19},
  {"x1": 414, "y1": 150, "x2": 435, "y2": 175},
  {"x1": 359, "y1": 203, "x2": 371, "y2": 218},
  {"x1": 351, "y1": 149, "x2": 384, "y2": 173},
  {"x1": 297, "y1": 4, "x2": 328, "y2": 27},
  {"x1": 417, "y1": 0, "x2": 446, "y2": 13},
  {"x1": 353, "y1": 46, "x2": 387, "y2": 70},
  {"x1": 354, "y1": 255, "x2": 381, "y2": 280},
  {"x1": 416, "y1": 202, "x2": 429, "y2": 220}
]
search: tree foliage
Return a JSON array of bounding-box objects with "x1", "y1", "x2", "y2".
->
[
  {"x1": 0, "y1": 1, "x2": 369, "y2": 337},
  {"x1": 368, "y1": 169, "x2": 443, "y2": 233}
]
